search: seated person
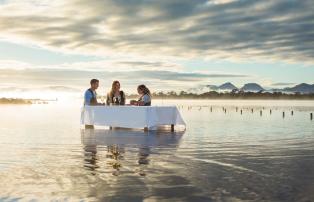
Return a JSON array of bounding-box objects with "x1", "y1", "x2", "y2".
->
[
  {"x1": 106, "y1": 80, "x2": 126, "y2": 105},
  {"x1": 136, "y1": 84, "x2": 151, "y2": 106},
  {"x1": 84, "y1": 79, "x2": 100, "y2": 105}
]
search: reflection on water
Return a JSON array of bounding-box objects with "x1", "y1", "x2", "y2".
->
[
  {"x1": 0, "y1": 101, "x2": 313, "y2": 201},
  {"x1": 81, "y1": 129, "x2": 184, "y2": 177}
]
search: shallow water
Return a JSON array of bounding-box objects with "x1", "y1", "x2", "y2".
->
[{"x1": 0, "y1": 100, "x2": 314, "y2": 201}]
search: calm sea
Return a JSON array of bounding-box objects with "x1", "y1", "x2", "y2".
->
[{"x1": 0, "y1": 100, "x2": 313, "y2": 202}]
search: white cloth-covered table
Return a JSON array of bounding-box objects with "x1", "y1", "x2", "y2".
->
[{"x1": 81, "y1": 105, "x2": 185, "y2": 129}]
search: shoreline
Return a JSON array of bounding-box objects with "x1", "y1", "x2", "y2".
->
[
  {"x1": 0, "y1": 98, "x2": 49, "y2": 104},
  {"x1": 140, "y1": 97, "x2": 314, "y2": 100},
  {"x1": 1, "y1": 97, "x2": 314, "y2": 105}
]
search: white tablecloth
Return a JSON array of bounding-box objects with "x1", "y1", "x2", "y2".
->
[{"x1": 81, "y1": 106, "x2": 186, "y2": 128}]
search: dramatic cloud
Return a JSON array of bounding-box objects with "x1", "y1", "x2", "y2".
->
[{"x1": 0, "y1": 0, "x2": 313, "y2": 63}]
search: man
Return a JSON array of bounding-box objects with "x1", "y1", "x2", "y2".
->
[
  {"x1": 84, "y1": 79, "x2": 99, "y2": 105},
  {"x1": 84, "y1": 79, "x2": 100, "y2": 129}
]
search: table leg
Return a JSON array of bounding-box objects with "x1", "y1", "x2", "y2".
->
[
  {"x1": 85, "y1": 125, "x2": 94, "y2": 129},
  {"x1": 171, "y1": 124, "x2": 174, "y2": 132}
]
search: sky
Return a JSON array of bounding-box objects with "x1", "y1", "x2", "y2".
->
[{"x1": 0, "y1": 0, "x2": 313, "y2": 98}]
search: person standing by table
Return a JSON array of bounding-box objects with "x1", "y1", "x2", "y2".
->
[
  {"x1": 84, "y1": 79, "x2": 100, "y2": 129},
  {"x1": 106, "y1": 80, "x2": 126, "y2": 105},
  {"x1": 137, "y1": 84, "x2": 151, "y2": 106},
  {"x1": 84, "y1": 79, "x2": 100, "y2": 106}
]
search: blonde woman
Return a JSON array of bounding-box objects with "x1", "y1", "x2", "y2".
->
[{"x1": 106, "y1": 80, "x2": 125, "y2": 105}]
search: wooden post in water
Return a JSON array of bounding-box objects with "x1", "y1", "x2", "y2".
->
[
  {"x1": 171, "y1": 124, "x2": 175, "y2": 132},
  {"x1": 236, "y1": 107, "x2": 238, "y2": 112},
  {"x1": 283, "y1": 111, "x2": 285, "y2": 119},
  {"x1": 260, "y1": 110, "x2": 262, "y2": 116},
  {"x1": 85, "y1": 125, "x2": 94, "y2": 129},
  {"x1": 291, "y1": 111, "x2": 294, "y2": 116},
  {"x1": 251, "y1": 108, "x2": 254, "y2": 113},
  {"x1": 240, "y1": 109, "x2": 243, "y2": 115},
  {"x1": 311, "y1": 113, "x2": 313, "y2": 120},
  {"x1": 210, "y1": 106, "x2": 212, "y2": 112},
  {"x1": 270, "y1": 109, "x2": 272, "y2": 115}
]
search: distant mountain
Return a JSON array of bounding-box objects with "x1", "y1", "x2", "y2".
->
[
  {"x1": 241, "y1": 83, "x2": 264, "y2": 92},
  {"x1": 218, "y1": 82, "x2": 238, "y2": 91},
  {"x1": 202, "y1": 85, "x2": 218, "y2": 91},
  {"x1": 188, "y1": 82, "x2": 314, "y2": 94},
  {"x1": 283, "y1": 83, "x2": 314, "y2": 94}
]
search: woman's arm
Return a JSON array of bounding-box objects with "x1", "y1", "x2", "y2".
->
[
  {"x1": 142, "y1": 94, "x2": 151, "y2": 106},
  {"x1": 106, "y1": 93, "x2": 111, "y2": 105},
  {"x1": 120, "y1": 91, "x2": 126, "y2": 105}
]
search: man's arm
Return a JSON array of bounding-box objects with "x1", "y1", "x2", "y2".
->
[{"x1": 84, "y1": 90, "x2": 92, "y2": 105}]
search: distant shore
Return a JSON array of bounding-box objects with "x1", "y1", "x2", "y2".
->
[
  {"x1": 2, "y1": 91, "x2": 314, "y2": 105},
  {"x1": 0, "y1": 98, "x2": 49, "y2": 104},
  {"x1": 128, "y1": 91, "x2": 314, "y2": 100}
]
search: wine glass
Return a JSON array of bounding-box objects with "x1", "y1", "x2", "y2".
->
[{"x1": 100, "y1": 96, "x2": 105, "y2": 104}]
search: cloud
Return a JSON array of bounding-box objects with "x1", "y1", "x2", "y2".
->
[
  {"x1": 0, "y1": 60, "x2": 33, "y2": 70},
  {"x1": 0, "y1": 0, "x2": 313, "y2": 63},
  {"x1": 271, "y1": 82, "x2": 296, "y2": 86},
  {"x1": 0, "y1": 58, "x2": 184, "y2": 71},
  {"x1": 0, "y1": 68, "x2": 249, "y2": 94},
  {"x1": 0, "y1": 58, "x2": 249, "y2": 95}
]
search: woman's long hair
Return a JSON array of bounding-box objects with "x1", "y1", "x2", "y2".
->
[
  {"x1": 109, "y1": 80, "x2": 120, "y2": 97},
  {"x1": 137, "y1": 84, "x2": 151, "y2": 96}
]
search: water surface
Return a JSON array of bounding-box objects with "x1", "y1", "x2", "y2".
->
[{"x1": 0, "y1": 100, "x2": 313, "y2": 201}]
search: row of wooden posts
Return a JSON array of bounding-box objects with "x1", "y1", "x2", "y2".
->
[{"x1": 179, "y1": 106, "x2": 313, "y2": 120}]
